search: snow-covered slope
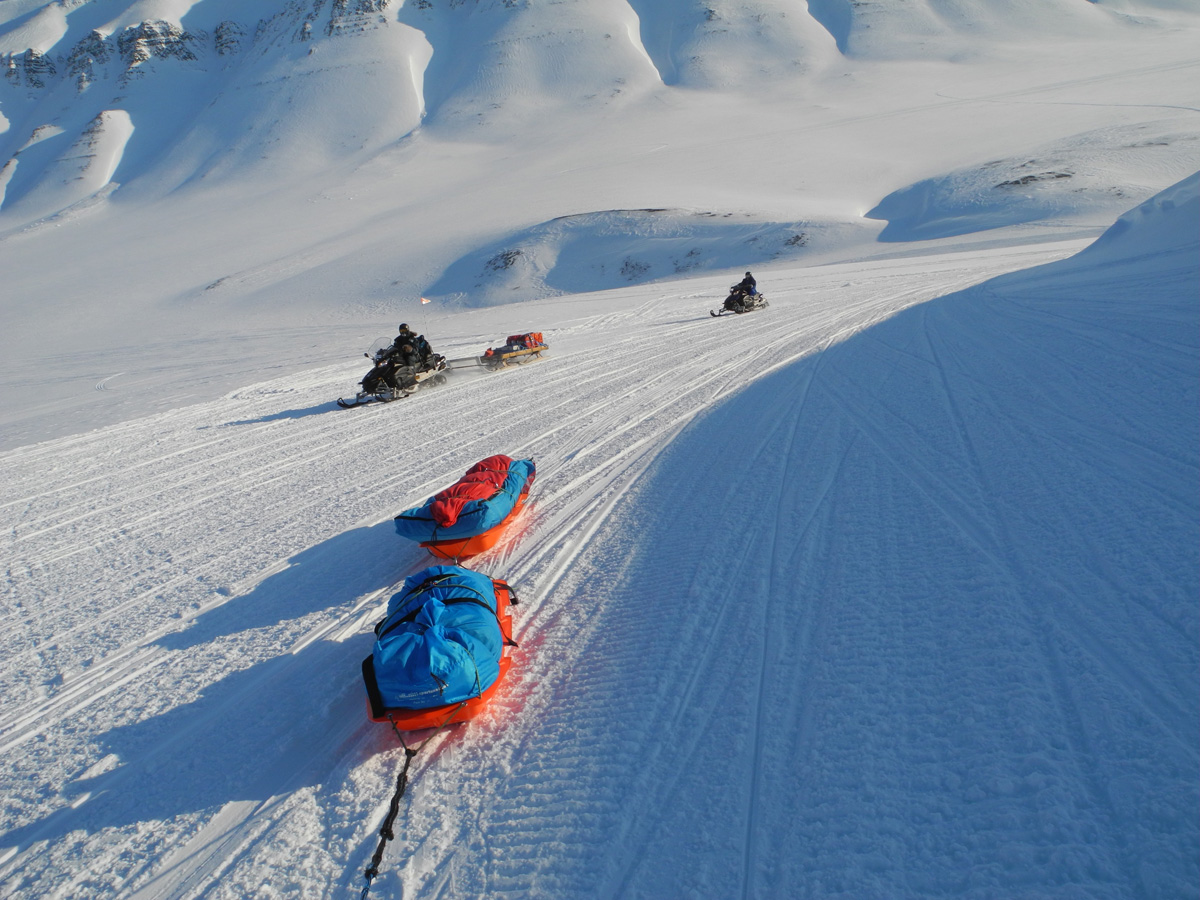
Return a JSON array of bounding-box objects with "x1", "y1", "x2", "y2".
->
[
  {"x1": 866, "y1": 119, "x2": 1200, "y2": 241},
  {"x1": 1, "y1": 1, "x2": 1198, "y2": 456},
  {"x1": 0, "y1": 173, "x2": 1195, "y2": 898},
  {"x1": 0, "y1": 1, "x2": 431, "y2": 205},
  {"x1": 0, "y1": 1, "x2": 1197, "y2": 897}
]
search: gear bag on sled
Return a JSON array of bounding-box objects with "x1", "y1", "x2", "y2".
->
[
  {"x1": 362, "y1": 566, "x2": 517, "y2": 729},
  {"x1": 393, "y1": 455, "x2": 535, "y2": 559}
]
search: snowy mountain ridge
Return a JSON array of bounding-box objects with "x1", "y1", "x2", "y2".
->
[
  {"x1": 0, "y1": 0, "x2": 417, "y2": 220},
  {"x1": 2, "y1": 0, "x2": 1195, "y2": 226}
]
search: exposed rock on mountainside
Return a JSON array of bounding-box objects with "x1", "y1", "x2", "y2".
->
[
  {"x1": 0, "y1": 1, "x2": 423, "y2": 222},
  {"x1": 6, "y1": 22, "x2": 202, "y2": 92},
  {"x1": 117, "y1": 21, "x2": 199, "y2": 81},
  {"x1": 213, "y1": 21, "x2": 245, "y2": 57},
  {"x1": 0, "y1": 0, "x2": 406, "y2": 96},
  {"x1": 66, "y1": 30, "x2": 111, "y2": 92},
  {"x1": 4, "y1": 48, "x2": 56, "y2": 89},
  {"x1": 328, "y1": 0, "x2": 392, "y2": 35}
]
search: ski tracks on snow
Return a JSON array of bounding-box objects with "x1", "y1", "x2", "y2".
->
[{"x1": 0, "y1": 244, "x2": 1099, "y2": 898}]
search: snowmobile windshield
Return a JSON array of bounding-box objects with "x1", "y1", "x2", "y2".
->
[{"x1": 368, "y1": 337, "x2": 394, "y2": 360}]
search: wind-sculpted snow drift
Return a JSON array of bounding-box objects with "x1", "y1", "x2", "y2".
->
[
  {"x1": 427, "y1": 208, "x2": 822, "y2": 304},
  {"x1": 805, "y1": 0, "x2": 1140, "y2": 58},
  {"x1": 1069, "y1": 167, "x2": 1199, "y2": 265},
  {"x1": 867, "y1": 121, "x2": 1200, "y2": 241}
]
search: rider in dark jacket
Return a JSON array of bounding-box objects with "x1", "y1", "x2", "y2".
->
[
  {"x1": 725, "y1": 272, "x2": 758, "y2": 311},
  {"x1": 382, "y1": 333, "x2": 426, "y2": 391},
  {"x1": 394, "y1": 323, "x2": 433, "y2": 366}
]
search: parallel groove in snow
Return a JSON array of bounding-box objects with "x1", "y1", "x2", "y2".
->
[{"x1": 6, "y1": 240, "x2": 1195, "y2": 899}]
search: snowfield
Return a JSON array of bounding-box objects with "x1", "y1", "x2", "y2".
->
[
  {"x1": 2, "y1": 200, "x2": 1196, "y2": 897},
  {"x1": 0, "y1": 1, "x2": 1197, "y2": 898}
]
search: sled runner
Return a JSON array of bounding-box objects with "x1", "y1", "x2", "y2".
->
[
  {"x1": 394, "y1": 455, "x2": 535, "y2": 559},
  {"x1": 363, "y1": 566, "x2": 517, "y2": 730},
  {"x1": 447, "y1": 332, "x2": 548, "y2": 372}
]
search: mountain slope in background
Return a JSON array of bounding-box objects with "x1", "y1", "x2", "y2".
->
[
  {"x1": 2, "y1": 0, "x2": 1192, "y2": 220},
  {"x1": 1, "y1": 0, "x2": 1197, "y2": 451}
]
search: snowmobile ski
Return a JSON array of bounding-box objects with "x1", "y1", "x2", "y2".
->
[{"x1": 336, "y1": 391, "x2": 403, "y2": 409}]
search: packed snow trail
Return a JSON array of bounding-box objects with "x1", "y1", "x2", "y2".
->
[
  {"x1": 0, "y1": 226, "x2": 1195, "y2": 898},
  {"x1": 369, "y1": 189, "x2": 1198, "y2": 900}
]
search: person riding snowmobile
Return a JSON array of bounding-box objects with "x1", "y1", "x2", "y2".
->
[
  {"x1": 734, "y1": 271, "x2": 758, "y2": 297},
  {"x1": 724, "y1": 272, "x2": 759, "y2": 312},
  {"x1": 381, "y1": 342, "x2": 423, "y2": 392},
  {"x1": 394, "y1": 323, "x2": 434, "y2": 368}
]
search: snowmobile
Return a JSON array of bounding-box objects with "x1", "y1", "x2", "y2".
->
[
  {"x1": 711, "y1": 286, "x2": 769, "y2": 317},
  {"x1": 446, "y1": 332, "x2": 548, "y2": 372},
  {"x1": 337, "y1": 337, "x2": 448, "y2": 409}
]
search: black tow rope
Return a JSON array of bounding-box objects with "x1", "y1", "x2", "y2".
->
[
  {"x1": 359, "y1": 696, "x2": 474, "y2": 898},
  {"x1": 361, "y1": 738, "x2": 418, "y2": 899}
]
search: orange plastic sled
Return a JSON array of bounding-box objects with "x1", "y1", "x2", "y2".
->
[
  {"x1": 420, "y1": 484, "x2": 530, "y2": 560},
  {"x1": 363, "y1": 580, "x2": 516, "y2": 731}
]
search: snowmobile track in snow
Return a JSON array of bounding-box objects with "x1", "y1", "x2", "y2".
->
[{"x1": 10, "y1": 241, "x2": 1176, "y2": 899}]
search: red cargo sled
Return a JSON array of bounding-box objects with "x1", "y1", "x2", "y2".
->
[{"x1": 447, "y1": 332, "x2": 548, "y2": 372}]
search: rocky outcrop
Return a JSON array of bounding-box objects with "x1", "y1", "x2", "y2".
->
[
  {"x1": 117, "y1": 21, "x2": 199, "y2": 80},
  {"x1": 0, "y1": 0, "x2": 410, "y2": 221},
  {"x1": 214, "y1": 21, "x2": 246, "y2": 57},
  {"x1": 328, "y1": 0, "x2": 392, "y2": 37},
  {"x1": 334, "y1": 0, "x2": 391, "y2": 14},
  {"x1": 4, "y1": 49, "x2": 57, "y2": 89},
  {"x1": 4, "y1": 22, "x2": 204, "y2": 93},
  {"x1": 2, "y1": 1, "x2": 397, "y2": 95},
  {"x1": 67, "y1": 31, "x2": 112, "y2": 92}
]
